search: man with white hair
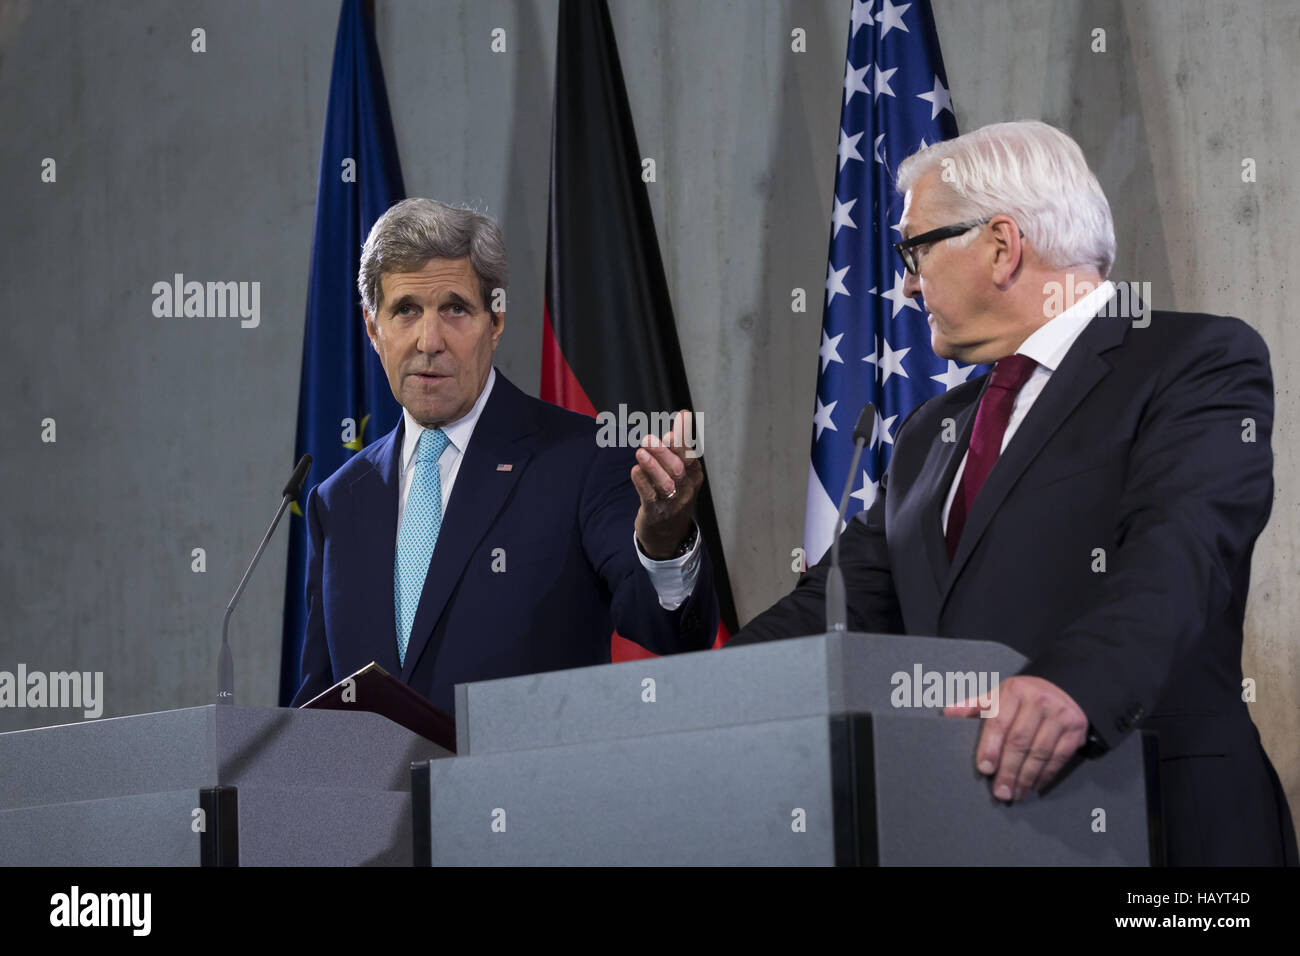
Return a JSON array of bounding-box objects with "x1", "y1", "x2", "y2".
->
[{"x1": 734, "y1": 120, "x2": 1296, "y2": 866}]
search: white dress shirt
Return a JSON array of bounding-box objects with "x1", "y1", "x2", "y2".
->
[
  {"x1": 398, "y1": 367, "x2": 497, "y2": 518},
  {"x1": 941, "y1": 280, "x2": 1116, "y2": 531},
  {"x1": 397, "y1": 366, "x2": 700, "y2": 611}
]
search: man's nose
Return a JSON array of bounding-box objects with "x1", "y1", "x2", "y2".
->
[
  {"x1": 903, "y1": 267, "x2": 922, "y2": 299},
  {"x1": 416, "y1": 313, "x2": 445, "y2": 353}
]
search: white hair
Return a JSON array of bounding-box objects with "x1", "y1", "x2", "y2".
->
[
  {"x1": 895, "y1": 120, "x2": 1115, "y2": 278},
  {"x1": 358, "y1": 198, "x2": 507, "y2": 317}
]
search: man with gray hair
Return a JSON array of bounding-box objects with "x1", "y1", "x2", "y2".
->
[
  {"x1": 292, "y1": 198, "x2": 717, "y2": 717},
  {"x1": 734, "y1": 121, "x2": 1296, "y2": 866}
]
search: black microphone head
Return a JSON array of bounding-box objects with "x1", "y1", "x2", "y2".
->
[
  {"x1": 852, "y1": 403, "x2": 876, "y2": 445},
  {"x1": 282, "y1": 454, "x2": 313, "y2": 499}
]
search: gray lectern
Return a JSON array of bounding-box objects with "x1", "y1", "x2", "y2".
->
[
  {"x1": 0, "y1": 706, "x2": 448, "y2": 865},
  {"x1": 413, "y1": 633, "x2": 1160, "y2": 865}
]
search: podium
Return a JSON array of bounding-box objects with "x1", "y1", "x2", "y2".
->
[
  {"x1": 0, "y1": 634, "x2": 1160, "y2": 866},
  {"x1": 413, "y1": 633, "x2": 1160, "y2": 865},
  {"x1": 0, "y1": 705, "x2": 448, "y2": 865}
]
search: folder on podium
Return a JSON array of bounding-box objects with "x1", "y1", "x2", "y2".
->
[{"x1": 411, "y1": 632, "x2": 1161, "y2": 866}]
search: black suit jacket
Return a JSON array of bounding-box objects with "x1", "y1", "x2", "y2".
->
[
  {"x1": 291, "y1": 370, "x2": 718, "y2": 715},
  {"x1": 736, "y1": 308, "x2": 1296, "y2": 866}
]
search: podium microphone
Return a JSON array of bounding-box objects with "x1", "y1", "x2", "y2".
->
[
  {"x1": 825, "y1": 404, "x2": 875, "y2": 633},
  {"x1": 218, "y1": 454, "x2": 312, "y2": 705}
]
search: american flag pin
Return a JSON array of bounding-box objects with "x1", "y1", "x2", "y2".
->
[{"x1": 496, "y1": 463, "x2": 513, "y2": 472}]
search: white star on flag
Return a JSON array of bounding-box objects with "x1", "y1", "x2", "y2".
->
[
  {"x1": 875, "y1": 0, "x2": 911, "y2": 38},
  {"x1": 826, "y1": 263, "x2": 851, "y2": 304},
  {"x1": 917, "y1": 74, "x2": 953, "y2": 120},
  {"x1": 850, "y1": 0, "x2": 875, "y2": 37},
  {"x1": 871, "y1": 64, "x2": 898, "y2": 101},
  {"x1": 844, "y1": 62, "x2": 870, "y2": 103},
  {"x1": 872, "y1": 410, "x2": 899, "y2": 448},
  {"x1": 813, "y1": 398, "x2": 839, "y2": 441},
  {"x1": 819, "y1": 330, "x2": 845, "y2": 372},
  {"x1": 878, "y1": 269, "x2": 922, "y2": 317},
  {"x1": 862, "y1": 335, "x2": 880, "y2": 377},
  {"x1": 837, "y1": 128, "x2": 865, "y2": 170},
  {"x1": 850, "y1": 470, "x2": 879, "y2": 509},
  {"x1": 873, "y1": 133, "x2": 887, "y2": 165},
  {"x1": 830, "y1": 196, "x2": 858, "y2": 237},
  {"x1": 931, "y1": 359, "x2": 978, "y2": 391},
  {"x1": 876, "y1": 338, "x2": 911, "y2": 382}
]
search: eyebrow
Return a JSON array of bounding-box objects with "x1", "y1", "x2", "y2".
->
[
  {"x1": 386, "y1": 293, "x2": 420, "y2": 314},
  {"x1": 386, "y1": 291, "x2": 479, "y2": 314},
  {"x1": 440, "y1": 291, "x2": 478, "y2": 310}
]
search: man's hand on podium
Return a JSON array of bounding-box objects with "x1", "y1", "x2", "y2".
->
[{"x1": 944, "y1": 675, "x2": 1089, "y2": 803}]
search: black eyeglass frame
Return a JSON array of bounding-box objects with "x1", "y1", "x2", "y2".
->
[{"x1": 893, "y1": 217, "x2": 991, "y2": 276}]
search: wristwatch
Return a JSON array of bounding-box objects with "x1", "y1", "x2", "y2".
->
[
  {"x1": 670, "y1": 523, "x2": 699, "y2": 558},
  {"x1": 638, "y1": 523, "x2": 698, "y2": 560}
]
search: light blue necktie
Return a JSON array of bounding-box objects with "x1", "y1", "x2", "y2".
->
[{"x1": 395, "y1": 428, "x2": 450, "y2": 667}]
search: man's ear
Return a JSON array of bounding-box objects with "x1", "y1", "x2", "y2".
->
[
  {"x1": 489, "y1": 309, "x2": 506, "y2": 350},
  {"x1": 363, "y1": 307, "x2": 380, "y2": 353},
  {"x1": 989, "y1": 215, "x2": 1023, "y2": 287}
]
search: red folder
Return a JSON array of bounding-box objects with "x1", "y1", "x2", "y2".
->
[{"x1": 298, "y1": 661, "x2": 457, "y2": 753}]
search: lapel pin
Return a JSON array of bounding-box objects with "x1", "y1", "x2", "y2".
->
[{"x1": 496, "y1": 463, "x2": 513, "y2": 472}]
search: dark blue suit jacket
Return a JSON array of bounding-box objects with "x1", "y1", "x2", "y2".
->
[
  {"x1": 291, "y1": 371, "x2": 717, "y2": 715},
  {"x1": 735, "y1": 309, "x2": 1296, "y2": 866}
]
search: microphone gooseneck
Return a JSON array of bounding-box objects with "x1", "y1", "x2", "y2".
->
[
  {"x1": 218, "y1": 454, "x2": 312, "y2": 705},
  {"x1": 825, "y1": 405, "x2": 875, "y2": 632}
]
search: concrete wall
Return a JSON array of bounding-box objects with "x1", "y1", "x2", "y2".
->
[{"x1": 1, "y1": 0, "x2": 1295, "y2": 822}]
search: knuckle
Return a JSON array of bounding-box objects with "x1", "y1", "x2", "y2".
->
[{"x1": 1006, "y1": 732, "x2": 1033, "y2": 751}]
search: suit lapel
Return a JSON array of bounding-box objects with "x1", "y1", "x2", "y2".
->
[
  {"x1": 940, "y1": 312, "x2": 1130, "y2": 608},
  {"x1": 917, "y1": 380, "x2": 986, "y2": 594},
  {"x1": 345, "y1": 420, "x2": 404, "y2": 677},
  {"x1": 400, "y1": 374, "x2": 541, "y2": 682}
]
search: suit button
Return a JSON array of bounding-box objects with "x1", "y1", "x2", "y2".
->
[{"x1": 1084, "y1": 729, "x2": 1107, "y2": 757}]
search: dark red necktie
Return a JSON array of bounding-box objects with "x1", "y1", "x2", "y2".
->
[{"x1": 945, "y1": 353, "x2": 1038, "y2": 560}]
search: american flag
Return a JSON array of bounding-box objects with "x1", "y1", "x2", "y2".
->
[{"x1": 804, "y1": 0, "x2": 987, "y2": 564}]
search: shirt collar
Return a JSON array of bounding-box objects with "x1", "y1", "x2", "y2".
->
[
  {"x1": 401, "y1": 366, "x2": 497, "y2": 472},
  {"x1": 1015, "y1": 279, "x2": 1116, "y2": 373}
]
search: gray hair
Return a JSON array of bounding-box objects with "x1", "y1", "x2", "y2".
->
[
  {"x1": 896, "y1": 120, "x2": 1116, "y2": 279},
  {"x1": 358, "y1": 198, "x2": 508, "y2": 316}
]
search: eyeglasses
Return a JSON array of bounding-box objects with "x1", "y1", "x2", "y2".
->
[{"x1": 893, "y1": 218, "x2": 990, "y2": 276}]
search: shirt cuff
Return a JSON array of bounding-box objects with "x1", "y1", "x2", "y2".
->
[{"x1": 634, "y1": 524, "x2": 702, "y2": 611}]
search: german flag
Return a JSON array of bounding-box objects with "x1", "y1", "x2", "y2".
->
[{"x1": 541, "y1": 0, "x2": 738, "y2": 655}]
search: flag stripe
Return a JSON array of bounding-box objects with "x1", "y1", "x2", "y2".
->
[{"x1": 541, "y1": 304, "x2": 598, "y2": 418}]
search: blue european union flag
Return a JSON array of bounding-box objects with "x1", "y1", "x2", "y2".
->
[{"x1": 279, "y1": 0, "x2": 405, "y2": 705}]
